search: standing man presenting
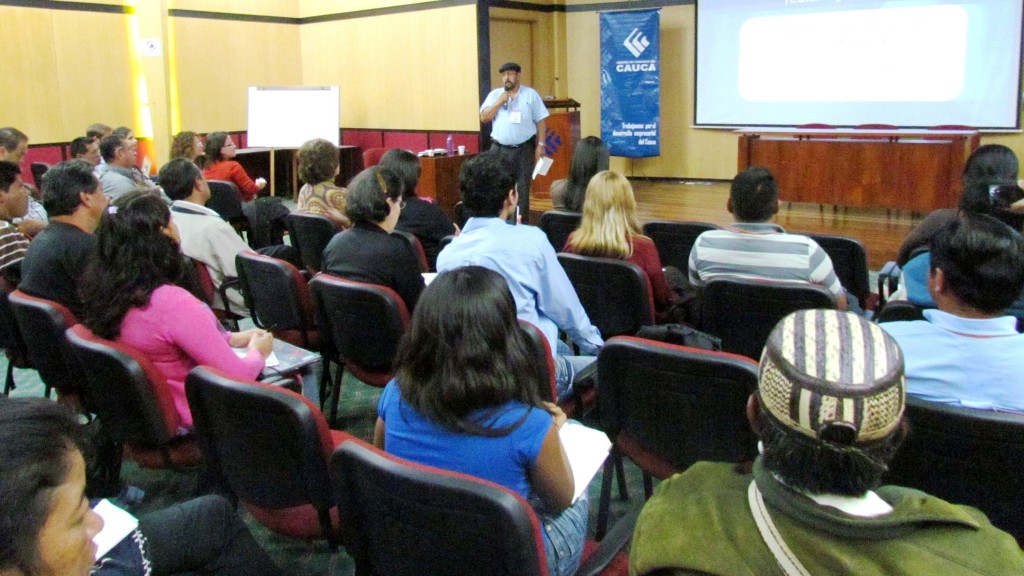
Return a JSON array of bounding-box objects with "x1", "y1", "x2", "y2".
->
[{"x1": 480, "y1": 62, "x2": 548, "y2": 224}]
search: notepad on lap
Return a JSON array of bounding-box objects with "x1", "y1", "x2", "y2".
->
[
  {"x1": 92, "y1": 499, "x2": 139, "y2": 560},
  {"x1": 559, "y1": 421, "x2": 612, "y2": 502}
]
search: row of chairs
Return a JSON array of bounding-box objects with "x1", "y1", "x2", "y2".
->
[
  {"x1": 285, "y1": 211, "x2": 430, "y2": 274},
  {"x1": 51, "y1": 318, "x2": 634, "y2": 573},
  {"x1": 539, "y1": 213, "x2": 873, "y2": 310}
]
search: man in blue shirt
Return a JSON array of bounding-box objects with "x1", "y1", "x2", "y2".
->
[
  {"x1": 437, "y1": 153, "x2": 602, "y2": 401},
  {"x1": 882, "y1": 214, "x2": 1024, "y2": 412},
  {"x1": 479, "y1": 62, "x2": 549, "y2": 224}
]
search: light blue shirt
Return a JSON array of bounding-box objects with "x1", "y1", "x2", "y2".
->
[
  {"x1": 881, "y1": 309, "x2": 1024, "y2": 412},
  {"x1": 436, "y1": 217, "x2": 603, "y2": 357},
  {"x1": 481, "y1": 86, "x2": 550, "y2": 146}
]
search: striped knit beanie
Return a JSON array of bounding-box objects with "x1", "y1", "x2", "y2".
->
[{"x1": 758, "y1": 309, "x2": 905, "y2": 446}]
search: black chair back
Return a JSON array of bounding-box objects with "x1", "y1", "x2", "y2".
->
[
  {"x1": 235, "y1": 251, "x2": 316, "y2": 347},
  {"x1": 808, "y1": 233, "x2": 871, "y2": 303},
  {"x1": 699, "y1": 277, "x2": 837, "y2": 360},
  {"x1": 8, "y1": 290, "x2": 83, "y2": 397},
  {"x1": 391, "y1": 228, "x2": 429, "y2": 273},
  {"x1": 30, "y1": 162, "x2": 49, "y2": 192},
  {"x1": 885, "y1": 397, "x2": 1024, "y2": 544},
  {"x1": 642, "y1": 220, "x2": 720, "y2": 272},
  {"x1": 875, "y1": 299, "x2": 927, "y2": 324},
  {"x1": 285, "y1": 212, "x2": 338, "y2": 273},
  {"x1": 598, "y1": 336, "x2": 759, "y2": 472},
  {"x1": 206, "y1": 179, "x2": 244, "y2": 221},
  {"x1": 0, "y1": 280, "x2": 29, "y2": 394},
  {"x1": 331, "y1": 441, "x2": 546, "y2": 576},
  {"x1": 185, "y1": 366, "x2": 339, "y2": 545},
  {"x1": 539, "y1": 210, "x2": 582, "y2": 252},
  {"x1": 557, "y1": 253, "x2": 654, "y2": 338},
  {"x1": 64, "y1": 324, "x2": 181, "y2": 447},
  {"x1": 309, "y1": 274, "x2": 409, "y2": 383}
]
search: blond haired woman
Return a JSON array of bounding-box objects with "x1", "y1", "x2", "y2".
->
[{"x1": 563, "y1": 170, "x2": 678, "y2": 320}]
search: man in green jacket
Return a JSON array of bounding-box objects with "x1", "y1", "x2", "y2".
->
[{"x1": 630, "y1": 309, "x2": 1024, "y2": 576}]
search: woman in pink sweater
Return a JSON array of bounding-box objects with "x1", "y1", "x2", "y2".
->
[{"x1": 80, "y1": 191, "x2": 272, "y2": 429}]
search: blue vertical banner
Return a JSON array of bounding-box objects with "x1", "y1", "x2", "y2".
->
[{"x1": 601, "y1": 9, "x2": 661, "y2": 158}]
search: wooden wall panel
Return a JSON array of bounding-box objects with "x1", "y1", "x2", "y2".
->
[
  {"x1": 170, "y1": 17, "x2": 302, "y2": 132},
  {"x1": 299, "y1": 5, "x2": 478, "y2": 131}
]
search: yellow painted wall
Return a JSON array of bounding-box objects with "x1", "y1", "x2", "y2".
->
[
  {"x1": 299, "y1": 4, "x2": 479, "y2": 131},
  {"x1": 170, "y1": 0, "x2": 298, "y2": 18},
  {"x1": 0, "y1": 5, "x2": 136, "y2": 143},
  {"x1": 298, "y1": 0, "x2": 438, "y2": 18},
  {"x1": 169, "y1": 17, "x2": 302, "y2": 133}
]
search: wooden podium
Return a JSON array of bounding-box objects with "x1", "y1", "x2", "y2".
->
[
  {"x1": 533, "y1": 98, "x2": 581, "y2": 198},
  {"x1": 417, "y1": 153, "x2": 475, "y2": 222}
]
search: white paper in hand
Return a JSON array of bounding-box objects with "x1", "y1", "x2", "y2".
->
[
  {"x1": 92, "y1": 499, "x2": 140, "y2": 560},
  {"x1": 532, "y1": 156, "x2": 554, "y2": 180},
  {"x1": 558, "y1": 421, "x2": 612, "y2": 502}
]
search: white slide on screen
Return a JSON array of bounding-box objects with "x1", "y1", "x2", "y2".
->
[{"x1": 696, "y1": 0, "x2": 1023, "y2": 128}]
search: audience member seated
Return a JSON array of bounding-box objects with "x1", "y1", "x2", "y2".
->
[
  {"x1": 159, "y1": 158, "x2": 298, "y2": 314},
  {"x1": 20, "y1": 160, "x2": 108, "y2": 318},
  {"x1": 0, "y1": 397, "x2": 283, "y2": 576},
  {"x1": 375, "y1": 266, "x2": 587, "y2": 576},
  {"x1": 898, "y1": 180, "x2": 1024, "y2": 308},
  {"x1": 881, "y1": 215, "x2": 1024, "y2": 413},
  {"x1": 79, "y1": 191, "x2": 272, "y2": 429},
  {"x1": 201, "y1": 131, "x2": 264, "y2": 202},
  {"x1": 437, "y1": 153, "x2": 602, "y2": 401},
  {"x1": 630, "y1": 309, "x2": 1024, "y2": 575},
  {"x1": 379, "y1": 148, "x2": 457, "y2": 270},
  {"x1": 549, "y1": 135, "x2": 608, "y2": 212},
  {"x1": 170, "y1": 130, "x2": 206, "y2": 169},
  {"x1": 321, "y1": 166, "x2": 425, "y2": 311},
  {"x1": 202, "y1": 131, "x2": 290, "y2": 246},
  {"x1": 688, "y1": 166, "x2": 851, "y2": 311},
  {"x1": 563, "y1": 170, "x2": 678, "y2": 321},
  {"x1": 69, "y1": 136, "x2": 101, "y2": 167},
  {"x1": 0, "y1": 127, "x2": 47, "y2": 234},
  {"x1": 897, "y1": 144, "x2": 1018, "y2": 266},
  {"x1": 296, "y1": 137, "x2": 349, "y2": 229},
  {"x1": 0, "y1": 161, "x2": 31, "y2": 285},
  {"x1": 95, "y1": 134, "x2": 160, "y2": 201}
]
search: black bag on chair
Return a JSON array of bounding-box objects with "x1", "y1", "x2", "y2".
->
[{"x1": 636, "y1": 324, "x2": 722, "y2": 351}]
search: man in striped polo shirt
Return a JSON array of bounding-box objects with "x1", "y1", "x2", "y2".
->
[
  {"x1": 688, "y1": 166, "x2": 849, "y2": 310},
  {"x1": 0, "y1": 161, "x2": 31, "y2": 286}
]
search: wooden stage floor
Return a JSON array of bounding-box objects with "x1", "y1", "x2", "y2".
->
[{"x1": 531, "y1": 179, "x2": 920, "y2": 271}]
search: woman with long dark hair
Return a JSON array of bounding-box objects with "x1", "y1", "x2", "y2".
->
[
  {"x1": 375, "y1": 265, "x2": 587, "y2": 576},
  {"x1": 80, "y1": 190, "x2": 272, "y2": 429},
  {"x1": 550, "y1": 136, "x2": 610, "y2": 212}
]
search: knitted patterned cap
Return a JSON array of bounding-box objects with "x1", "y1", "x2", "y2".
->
[{"x1": 758, "y1": 309, "x2": 905, "y2": 445}]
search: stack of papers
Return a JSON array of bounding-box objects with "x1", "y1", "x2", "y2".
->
[{"x1": 559, "y1": 421, "x2": 612, "y2": 502}]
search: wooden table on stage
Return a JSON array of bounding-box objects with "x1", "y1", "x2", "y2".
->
[
  {"x1": 235, "y1": 145, "x2": 361, "y2": 198},
  {"x1": 418, "y1": 153, "x2": 474, "y2": 221},
  {"x1": 736, "y1": 128, "x2": 978, "y2": 212}
]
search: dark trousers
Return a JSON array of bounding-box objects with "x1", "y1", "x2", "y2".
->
[
  {"x1": 140, "y1": 495, "x2": 281, "y2": 576},
  {"x1": 492, "y1": 137, "x2": 535, "y2": 224}
]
